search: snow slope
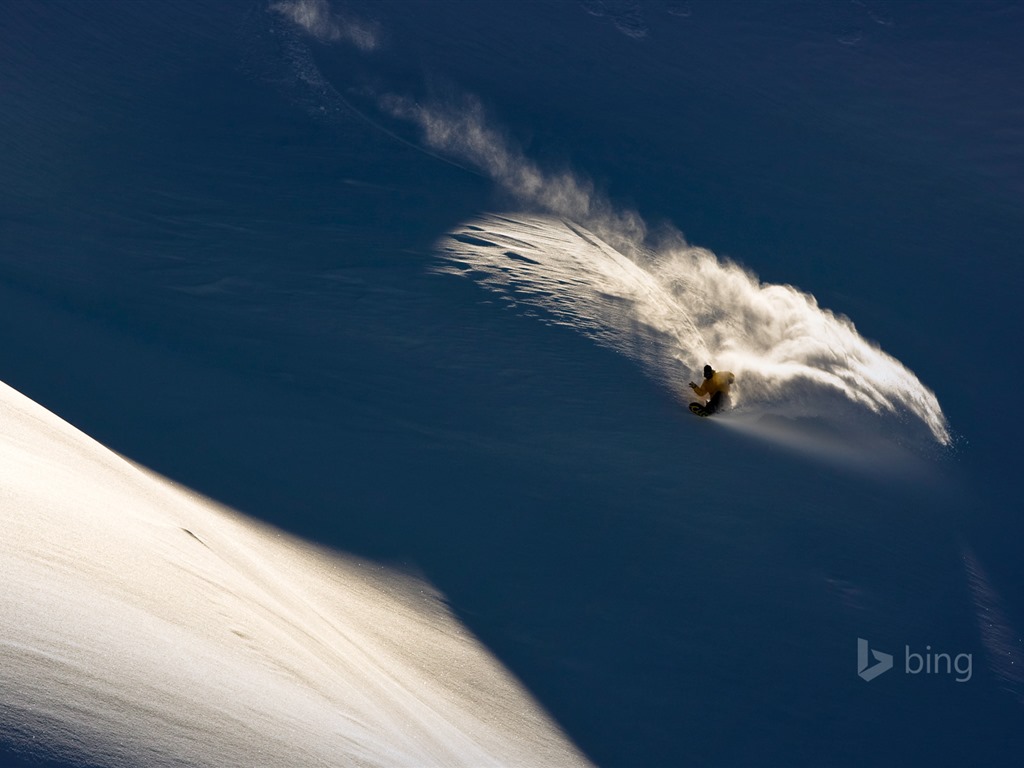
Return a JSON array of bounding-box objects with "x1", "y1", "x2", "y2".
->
[
  {"x1": 0, "y1": 380, "x2": 589, "y2": 768},
  {"x1": 3, "y1": 1, "x2": 1023, "y2": 766}
]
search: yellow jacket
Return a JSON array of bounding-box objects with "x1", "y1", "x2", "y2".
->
[{"x1": 693, "y1": 371, "x2": 735, "y2": 398}]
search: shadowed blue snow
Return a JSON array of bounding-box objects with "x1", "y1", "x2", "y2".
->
[{"x1": 2, "y1": 1, "x2": 1023, "y2": 766}]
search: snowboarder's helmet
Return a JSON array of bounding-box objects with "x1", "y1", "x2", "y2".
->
[{"x1": 703, "y1": 365, "x2": 714, "y2": 379}]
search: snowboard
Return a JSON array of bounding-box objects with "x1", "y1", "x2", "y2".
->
[{"x1": 688, "y1": 402, "x2": 711, "y2": 417}]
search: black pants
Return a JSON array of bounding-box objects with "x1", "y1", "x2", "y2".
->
[{"x1": 704, "y1": 391, "x2": 724, "y2": 415}]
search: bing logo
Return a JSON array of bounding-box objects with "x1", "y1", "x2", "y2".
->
[
  {"x1": 857, "y1": 638, "x2": 893, "y2": 681},
  {"x1": 857, "y1": 638, "x2": 972, "y2": 683}
]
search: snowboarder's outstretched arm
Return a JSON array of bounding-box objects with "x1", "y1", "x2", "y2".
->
[{"x1": 689, "y1": 380, "x2": 708, "y2": 396}]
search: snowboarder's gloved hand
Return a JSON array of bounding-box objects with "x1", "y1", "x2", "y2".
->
[{"x1": 688, "y1": 382, "x2": 698, "y2": 390}]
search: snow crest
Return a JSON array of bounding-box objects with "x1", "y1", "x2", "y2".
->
[{"x1": 0, "y1": 381, "x2": 589, "y2": 768}]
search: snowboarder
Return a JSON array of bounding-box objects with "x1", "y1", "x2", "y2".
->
[{"x1": 689, "y1": 364, "x2": 735, "y2": 416}]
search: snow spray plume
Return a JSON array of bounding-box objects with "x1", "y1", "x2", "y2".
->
[
  {"x1": 266, "y1": 14, "x2": 950, "y2": 450},
  {"x1": 270, "y1": 0, "x2": 379, "y2": 51},
  {"x1": 435, "y1": 213, "x2": 950, "y2": 448},
  {"x1": 388, "y1": 99, "x2": 950, "y2": 447},
  {"x1": 379, "y1": 94, "x2": 648, "y2": 252}
]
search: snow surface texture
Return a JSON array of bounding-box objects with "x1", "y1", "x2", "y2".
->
[
  {"x1": 0, "y1": 381, "x2": 590, "y2": 768},
  {"x1": 963, "y1": 546, "x2": 1024, "y2": 704}
]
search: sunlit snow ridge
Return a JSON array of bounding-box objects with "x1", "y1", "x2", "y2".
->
[{"x1": 0, "y1": 381, "x2": 589, "y2": 767}]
